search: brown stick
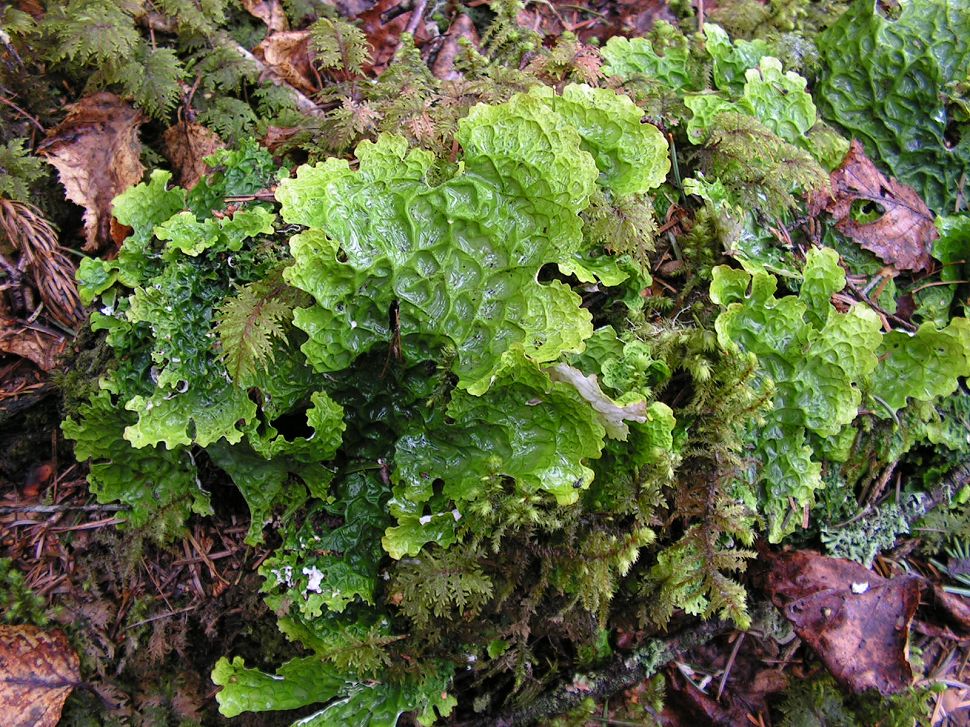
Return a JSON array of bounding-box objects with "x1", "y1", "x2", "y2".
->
[{"x1": 472, "y1": 619, "x2": 732, "y2": 726}]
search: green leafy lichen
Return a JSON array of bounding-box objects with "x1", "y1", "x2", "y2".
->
[
  {"x1": 712, "y1": 248, "x2": 882, "y2": 541},
  {"x1": 816, "y1": 0, "x2": 970, "y2": 213}
]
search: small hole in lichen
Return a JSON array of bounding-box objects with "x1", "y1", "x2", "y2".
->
[
  {"x1": 944, "y1": 116, "x2": 962, "y2": 150},
  {"x1": 849, "y1": 199, "x2": 885, "y2": 224}
]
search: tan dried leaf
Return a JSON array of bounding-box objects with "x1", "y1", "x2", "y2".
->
[
  {"x1": 263, "y1": 125, "x2": 301, "y2": 152},
  {"x1": 547, "y1": 363, "x2": 647, "y2": 440},
  {"x1": 811, "y1": 140, "x2": 936, "y2": 272},
  {"x1": 162, "y1": 121, "x2": 224, "y2": 190},
  {"x1": 431, "y1": 14, "x2": 479, "y2": 81},
  {"x1": 38, "y1": 93, "x2": 144, "y2": 253},
  {"x1": 254, "y1": 31, "x2": 317, "y2": 95},
  {"x1": 765, "y1": 550, "x2": 922, "y2": 695},
  {"x1": 0, "y1": 625, "x2": 81, "y2": 727},
  {"x1": 0, "y1": 316, "x2": 67, "y2": 371},
  {"x1": 240, "y1": 0, "x2": 288, "y2": 32}
]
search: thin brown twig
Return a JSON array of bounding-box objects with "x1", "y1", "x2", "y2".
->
[
  {"x1": 912, "y1": 279, "x2": 970, "y2": 294},
  {"x1": 187, "y1": 530, "x2": 230, "y2": 586},
  {"x1": 717, "y1": 632, "x2": 745, "y2": 701},
  {"x1": 843, "y1": 277, "x2": 917, "y2": 332},
  {"x1": 122, "y1": 605, "x2": 197, "y2": 632},
  {"x1": 0, "y1": 95, "x2": 44, "y2": 132},
  {"x1": 51, "y1": 517, "x2": 125, "y2": 532},
  {"x1": 0, "y1": 504, "x2": 128, "y2": 514}
]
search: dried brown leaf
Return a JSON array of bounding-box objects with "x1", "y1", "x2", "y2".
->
[
  {"x1": 240, "y1": 0, "x2": 288, "y2": 32},
  {"x1": 254, "y1": 31, "x2": 317, "y2": 95},
  {"x1": 0, "y1": 316, "x2": 67, "y2": 371},
  {"x1": 356, "y1": 0, "x2": 433, "y2": 73},
  {"x1": 335, "y1": 0, "x2": 375, "y2": 16},
  {"x1": 765, "y1": 550, "x2": 922, "y2": 696},
  {"x1": 662, "y1": 666, "x2": 749, "y2": 726},
  {"x1": 262, "y1": 125, "x2": 301, "y2": 152},
  {"x1": 431, "y1": 14, "x2": 478, "y2": 81},
  {"x1": 37, "y1": 93, "x2": 144, "y2": 253},
  {"x1": 162, "y1": 121, "x2": 224, "y2": 190},
  {"x1": 811, "y1": 140, "x2": 936, "y2": 272},
  {"x1": 0, "y1": 625, "x2": 81, "y2": 727}
]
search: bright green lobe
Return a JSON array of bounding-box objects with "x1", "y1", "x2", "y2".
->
[
  {"x1": 278, "y1": 90, "x2": 608, "y2": 394},
  {"x1": 712, "y1": 248, "x2": 882, "y2": 541},
  {"x1": 385, "y1": 353, "x2": 606, "y2": 559}
]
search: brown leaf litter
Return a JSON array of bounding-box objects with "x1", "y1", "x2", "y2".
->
[
  {"x1": 254, "y1": 30, "x2": 318, "y2": 96},
  {"x1": 0, "y1": 625, "x2": 80, "y2": 727},
  {"x1": 811, "y1": 140, "x2": 936, "y2": 272},
  {"x1": 0, "y1": 316, "x2": 66, "y2": 372},
  {"x1": 162, "y1": 121, "x2": 225, "y2": 191},
  {"x1": 764, "y1": 549, "x2": 922, "y2": 695},
  {"x1": 430, "y1": 14, "x2": 479, "y2": 81},
  {"x1": 356, "y1": 0, "x2": 435, "y2": 73},
  {"x1": 240, "y1": 0, "x2": 289, "y2": 33},
  {"x1": 37, "y1": 92, "x2": 144, "y2": 253}
]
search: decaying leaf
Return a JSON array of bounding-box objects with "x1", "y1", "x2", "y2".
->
[
  {"x1": 431, "y1": 14, "x2": 478, "y2": 81},
  {"x1": 547, "y1": 363, "x2": 647, "y2": 440},
  {"x1": 0, "y1": 315, "x2": 67, "y2": 371},
  {"x1": 0, "y1": 625, "x2": 81, "y2": 727},
  {"x1": 356, "y1": 0, "x2": 434, "y2": 73},
  {"x1": 263, "y1": 125, "x2": 301, "y2": 152},
  {"x1": 37, "y1": 92, "x2": 144, "y2": 253},
  {"x1": 764, "y1": 550, "x2": 922, "y2": 695},
  {"x1": 240, "y1": 0, "x2": 288, "y2": 32},
  {"x1": 811, "y1": 140, "x2": 935, "y2": 272},
  {"x1": 254, "y1": 31, "x2": 317, "y2": 95},
  {"x1": 162, "y1": 121, "x2": 224, "y2": 190}
]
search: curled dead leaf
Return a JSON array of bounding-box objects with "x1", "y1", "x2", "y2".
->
[
  {"x1": 162, "y1": 121, "x2": 224, "y2": 190},
  {"x1": 263, "y1": 125, "x2": 301, "y2": 153},
  {"x1": 0, "y1": 315, "x2": 67, "y2": 371},
  {"x1": 764, "y1": 550, "x2": 922, "y2": 696},
  {"x1": 431, "y1": 14, "x2": 479, "y2": 81},
  {"x1": 0, "y1": 625, "x2": 81, "y2": 727},
  {"x1": 37, "y1": 92, "x2": 144, "y2": 253},
  {"x1": 240, "y1": 0, "x2": 288, "y2": 32},
  {"x1": 811, "y1": 140, "x2": 936, "y2": 272},
  {"x1": 546, "y1": 363, "x2": 647, "y2": 440},
  {"x1": 254, "y1": 31, "x2": 317, "y2": 95}
]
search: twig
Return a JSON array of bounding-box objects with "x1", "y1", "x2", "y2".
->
[
  {"x1": 477, "y1": 619, "x2": 732, "y2": 726},
  {"x1": 919, "y1": 461, "x2": 970, "y2": 516},
  {"x1": 51, "y1": 517, "x2": 125, "y2": 532},
  {"x1": 404, "y1": 0, "x2": 428, "y2": 35},
  {"x1": 224, "y1": 190, "x2": 278, "y2": 203},
  {"x1": 0, "y1": 95, "x2": 44, "y2": 132},
  {"x1": 122, "y1": 605, "x2": 197, "y2": 632},
  {"x1": 843, "y1": 277, "x2": 917, "y2": 332},
  {"x1": 0, "y1": 504, "x2": 128, "y2": 514},
  {"x1": 912, "y1": 279, "x2": 970, "y2": 294},
  {"x1": 716, "y1": 632, "x2": 744, "y2": 701}
]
